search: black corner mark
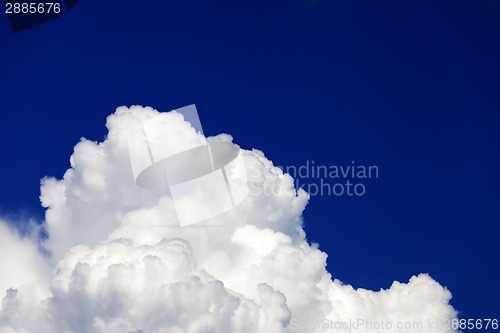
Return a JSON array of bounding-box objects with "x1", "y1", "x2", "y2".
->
[
  {"x1": 5, "y1": 0, "x2": 80, "y2": 32},
  {"x1": 64, "y1": 0, "x2": 77, "y2": 10}
]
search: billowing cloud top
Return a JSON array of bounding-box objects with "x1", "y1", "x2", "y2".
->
[{"x1": 0, "y1": 106, "x2": 457, "y2": 333}]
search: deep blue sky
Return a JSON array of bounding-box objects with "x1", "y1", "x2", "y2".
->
[{"x1": 1, "y1": 0, "x2": 499, "y2": 324}]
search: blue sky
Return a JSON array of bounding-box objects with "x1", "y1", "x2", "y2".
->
[{"x1": 1, "y1": 0, "x2": 499, "y2": 325}]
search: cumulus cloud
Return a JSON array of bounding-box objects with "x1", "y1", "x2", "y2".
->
[
  {"x1": 46, "y1": 238, "x2": 290, "y2": 333},
  {"x1": 0, "y1": 221, "x2": 50, "y2": 297},
  {"x1": 0, "y1": 106, "x2": 457, "y2": 332}
]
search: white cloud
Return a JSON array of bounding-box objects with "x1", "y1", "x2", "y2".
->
[
  {"x1": 0, "y1": 221, "x2": 51, "y2": 333},
  {"x1": 0, "y1": 221, "x2": 50, "y2": 299},
  {"x1": 0, "y1": 105, "x2": 458, "y2": 332},
  {"x1": 46, "y1": 238, "x2": 290, "y2": 333}
]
